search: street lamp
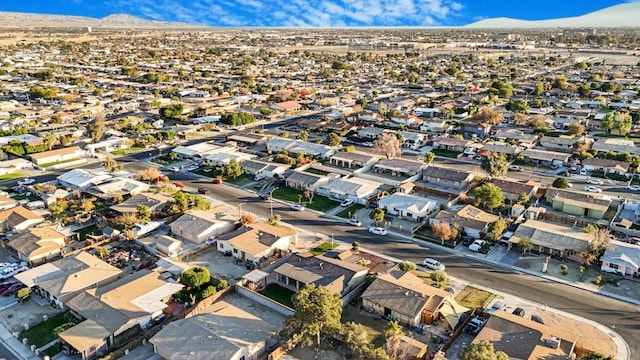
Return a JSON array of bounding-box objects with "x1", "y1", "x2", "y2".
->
[
  {"x1": 269, "y1": 187, "x2": 278, "y2": 218},
  {"x1": 238, "y1": 202, "x2": 245, "y2": 218}
]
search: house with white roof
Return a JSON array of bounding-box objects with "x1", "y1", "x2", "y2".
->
[
  {"x1": 169, "y1": 209, "x2": 237, "y2": 244},
  {"x1": 601, "y1": 240, "x2": 640, "y2": 277},
  {"x1": 378, "y1": 193, "x2": 438, "y2": 222},
  {"x1": 85, "y1": 137, "x2": 129, "y2": 156},
  {"x1": 171, "y1": 142, "x2": 227, "y2": 159},
  {"x1": 57, "y1": 169, "x2": 113, "y2": 190},
  {"x1": 317, "y1": 177, "x2": 381, "y2": 204}
]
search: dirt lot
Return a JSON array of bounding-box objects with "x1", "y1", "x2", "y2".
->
[
  {"x1": 0, "y1": 300, "x2": 62, "y2": 334},
  {"x1": 186, "y1": 248, "x2": 250, "y2": 285}
]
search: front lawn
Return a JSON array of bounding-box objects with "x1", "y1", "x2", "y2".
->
[
  {"x1": 21, "y1": 311, "x2": 77, "y2": 348},
  {"x1": 224, "y1": 174, "x2": 254, "y2": 186},
  {"x1": 410, "y1": 269, "x2": 451, "y2": 288},
  {"x1": 272, "y1": 187, "x2": 340, "y2": 212},
  {"x1": 455, "y1": 286, "x2": 496, "y2": 309},
  {"x1": 336, "y1": 204, "x2": 365, "y2": 218},
  {"x1": 259, "y1": 284, "x2": 295, "y2": 308},
  {"x1": 38, "y1": 158, "x2": 82, "y2": 168},
  {"x1": 194, "y1": 168, "x2": 218, "y2": 178},
  {"x1": 0, "y1": 173, "x2": 22, "y2": 181},
  {"x1": 432, "y1": 149, "x2": 461, "y2": 158},
  {"x1": 41, "y1": 343, "x2": 62, "y2": 358},
  {"x1": 111, "y1": 146, "x2": 144, "y2": 155},
  {"x1": 75, "y1": 224, "x2": 98, "y2": 242},
  {"x1": 309, "y1": 241, "x2": 338, "y2": 255},
  {"x1": 304, "y1": 168, "x2": 329, "y2": 176}
]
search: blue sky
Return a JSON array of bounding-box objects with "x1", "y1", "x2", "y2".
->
[{"x1": 0, "y1": 0, "x2": 635, "y2": 27}]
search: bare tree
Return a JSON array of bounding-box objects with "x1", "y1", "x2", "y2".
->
[
  {"x1": 373, "y1": 132, "x2": 401, "y2": 159},
  {"x1": 472, "y1": 107, "x2": 503, "y2": 125},
  {"x1": 304, "y1": 190, "x2": 315, "y2": 204},
  {"x1": 137, "y1": 167, "x2": 161, "y2": 183}
]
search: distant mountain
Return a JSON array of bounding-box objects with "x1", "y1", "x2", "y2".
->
[
  {"x1": 0, "y1": 11, "x2": 206, "y2": 29},
  {"x1": 466, "y1": 2, "x2": 640, "y2": 29}
]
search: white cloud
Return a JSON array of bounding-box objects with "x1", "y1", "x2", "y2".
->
[{"x1": 105, "y1": 0, "x2": 464, "y2": 27}]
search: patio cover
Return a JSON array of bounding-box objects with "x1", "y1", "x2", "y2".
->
[
  {"x1": 438, "y1": 298, "x2": 470, "y2": 330},
  {"x1": 242, "y1": 269, "x2": 269, "y2": 283}
]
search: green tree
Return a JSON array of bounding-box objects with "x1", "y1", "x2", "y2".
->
[
  {"x1": 485, "y1": 219, "x2": 507, "y2": 241},
  {"x1": 327, "y1": 132, "x2": 341, "y2": 147},
  {"x1": 481, "y1": 152, "x2": 508, "y2": 177},
  {"x1": 459, "y1": 341, "x2": 508, "y2": 360},
  {"x1": 505, "y1": 99, "x2": 529, "y2": 113},
  {"x1": 224, "y1": 159, "x2": 243, "y2": 179},
  {"x1": 552, "y1": 177, "x2": 569, "y2": 189},
  {"x1": 430, "y1": 270, "x2": 448, "y2": 288},
  {"x1": 601, "y1": 111, "x2": 632, "y2": 135},
  {"x1": 423, "y1": 151, "x2": 435, "y2": 164},
  {"x1": 87, "y1": 113, "x2": 106, "y2": 142},
  {"x1": 159, "y1": 104, "x2": 185, "y2": 120},
  {"x1": 518, "y1": 237, "x2": 534, "y2": 254},
  {"x1": 297, "y1": 130, "x2": 309, "y2": 141},
  {"x1": 370, "y1": 208, "x2": 385, "y2": 225},
  {"x1": 567, "y1": 123, "x2": 585, "y2": 135},
  {"x1": 181, "y1": 267, "x2": 211, "y2": 289},
  {"x1": 49, "y1": 201, "x2": 68, "y2": 216},
  {"x1": 398, "y1": 261, "x2": 416, "y2": 272},
  {"x1": 284, "y1": 285, "x2": 342, "y2": 348},
  {"x1": 472, "y1": 183, "x2": 505, "y2": 211},
  {"x1": 355, "y1": 98, "x2": 368, "y2": 108},
  {"x1": 137, "y1": 204, "x2": 151, "y2": 221},
  {"x1": 517, "y1": 192, "x2": 529, "y2": 204},
  {"x1": 552, "y1": 75, "x2": 569, "y2": 90}
]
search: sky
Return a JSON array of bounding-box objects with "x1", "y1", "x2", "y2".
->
[{"x1": 0, "y1": 0, "x2": 637, "y2": 27}]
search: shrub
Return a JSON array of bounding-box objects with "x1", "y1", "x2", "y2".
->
[
  {"x1": 398, "y1": 261, "x2": 416, "y2": 272},
  {"x1": 201, "y1": 286, "x2": 217, "y2": 299},
  {"x1": 215, "y1": 279, "x2": 229, "y2": 290}
]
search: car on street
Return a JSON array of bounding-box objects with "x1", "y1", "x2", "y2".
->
[
  {"x1": 469, "y1": 239, "x2": 486, "y2": 252},
  {"x1": 205, "y1": 237, "x2": 216, "y2": 246},
  {"x1": 291, "y1": 204, "x2": 305, "y2": 211},
  {"x1": 18, "y1": 178, "x2": 35, "y2": 185},
  {"x1": 368, "y1": 227, "x2": 387, "y2": 235},
  {"x1": 508, "y1": 166, "x2": 523, "y2": 172},
  {"x1": 197, "y1": 187, "x2": 210, "y2": 195},
  {"x1": 583, "y1": 186, "x2": 602, "y2": 193},
  {"x1": 626, "y1": 185, "x2": 640, "y2": 191},
  {"x1": 462, "y1": 236, "x2": 475, "y2": 246},
  {"x1": 254, "y1": 174, "x2": 266, "y2": 181},
  {"x1": 173, "y1": 182, "x2": 185, "y2": 189},
  {"x1": 512, "y1": 307, "x2": 526, "y2": 317},
  {"x1": 340, "y1": 199, "x2": 354, "y2": 207},
  {"x1": 346, "y1": 218, "x2": 362, "y2": 226},
  {"x1": 587, "y1": 179, "x2": 604, "y2": 185},
  {"x1": 203, "y1": 168, "x2": 213, "y2": 172},
  {"x1": 169, "y1": 166, "x2": 180, "y2": 172},
  {"x1": 212, "y1": 178, "x2": 223, "y2": 184},
  {"x1": 422, "y1": 258, "x2": 445, "y2": 271}
]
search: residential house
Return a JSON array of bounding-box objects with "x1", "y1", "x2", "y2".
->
[
  {"x1": 378, "y1": 193, "x2": 438, "y2": 222},
  {"x1": 269, "y1": 252, "x2": 368, "y2": 298},
  {"x1": 171, "y1": 142, "x2": 227, "y2": 159},
  {"x1": 227, "y1": 133, "x2": 269, "y2": 147},
  {"x1": 150, "y1": 298, "x2": 282, "y2": 360},
  {"x1": 0, "y1": 158, "x2": 32, "y2": 176},
  {"x1": 552, "y1": 117, "x2": 581, "y2": 130},
  {"x1": 285, "y1": 171, "x2": 333, "y2": 192},
  {"x1": 473, "y1": 310, "x2": 579, "y2": 359},
  {"x1": 420, "y1": 118, "x2": 451, "y2": 134},
  {"x1": 373, "y1": 158, "x2": 426, "y2": 178},
  {"x1": 431, "y1": 205, "x2": 498, "y2": 239},
  {"x1": 203, "y1": 150, "x2": 253, "y2": 167},
  {"x1": 357, "y1": 126, "x2": 386, "y2": 140},
  {"x1": 420, "y1": 166, "x2": 475, "y2": 193},
  {"x1": 317, "y1": 177, "x2": 382, "y2": 204},
  {"x1": 110, "y1": 192, "x2": 174, "y2": 215},
  {"x1": 271, "y1": 100, "x2": 301, "y2": 113},
  {"x1": 266, "y1": 138, "x2": 335, "y2": 159},
  {"x1": 265, "y1": 138, "x2": 296, "y2": 153},
  {"x1": 7, "y1": 226, "x2": 67, "y2": 265},
  {"x1": 509, "y1": 220, "x2": 594, "y2": 260},
  {"x1": 0, "y1": 206, "x2": 44, "y2": 232},
  {"x1": 581, "y1": 158, "x2": 630, "y2": 176},
  {"x1": 0, "y1": 195, "x2": 16, "y2": 211},
  {"x1": 494, "y1": 129, "x2": 538, "y2": 148},
  {"x1": 538, "y1": 136, "x2": 586, "y2": 153},
  {"x1": 239, "y1": 159, "x2": 288, "y2": 178},
  {"x1": 14, "y1": 251, "x2": 122, "y2": 309},
  {"x1": 431, "y1": 137, "x2": 471, "y2": 152},
  {"x1": 592, "y1": 138, "x2": 640, "y2": 156},
  {"x1": 29, "y1": 146, "x2": 84, "y2": 166},
  {"x1": 489, "y1": 178, "x2": 539, "y2": 204},
  {"x1": 169, "y1": 209, "x2": 237, "y2": 244},
  {"x1": 85, "y1": 137, "x2": 129, "y2": 157},
  {"x1": 519, "y1": 148, "x2": 571, "y2": 166},
  {"x1": 86, "y1": 177, "x2": 150, "y2": 200},
  {"x1": 59, "y1": 270, "x2": 183, "y2": 360},
  {"x1": 216, "y1": 222, "x2": 297, "y2": 262},
  {"x1": 462, "y1": 122, "x2": 492, "y2": 138},
  {"x1": 399, "y1": 131, "x2": 427, "y2": 149},
  {"x1": 478, "y1": 143, "x2": 521, "y2": 160},
  {"x1": 329, "y1": 151, "x2": 377, "y2": 169},
  {"x1": 545, "y1": 188, "x2": 611, "y2": 220},
  {"x1": 361, "y1": 271, "x2": 467, "y2": 328},
  {"x1": 57, "y1": 169, "x2": 113, "y2": 190},
  {"x1": 139, "y1": 235, "x2": 183, "y2": 258},
  {"x1": 600, "y1": 240, "x2": 640, "y2": 277}
]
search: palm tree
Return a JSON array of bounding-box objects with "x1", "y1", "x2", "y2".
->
[{"x1": 384, "y1": 321, "x2": 403, "y2": 360}]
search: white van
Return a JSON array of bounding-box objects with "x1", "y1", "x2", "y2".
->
[{"x1": 26, "y1": 201, "x2": 45, "y2": 210}]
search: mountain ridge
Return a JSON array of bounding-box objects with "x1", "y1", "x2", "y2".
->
[{"x1": 0, "y1": 11, "x2": 206, "y2": 29}]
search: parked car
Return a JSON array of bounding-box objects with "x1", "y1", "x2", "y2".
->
[
  {"x1": 346, "y1": 218, "x2": 362, "y2": 226},
  {"x1": 508, "y1": 166, "x2": 523, "y2": 172},
  {"x1": 18, "y1": 178, "x2": 35, "y2": 185},
  {"x1": 2, "y1": 283, "x2": 25, "y2": 296},
  {"x1": 531, "y1": 315, "x2": 544, "y2": 324},
  {"x1": 512, "y1": 307, "x2": 526, "y2": 317},
  {"x1": 173, "y1": 182, "x2": 185, "y2": 189},
  {"x1": 254, "y1": 174, "x2": 266, "y2": 181},
  {"x1": 197, "y1": 187, "x2": 210, "y2": 195},
  {"x1": 583, "y1": 186, "x2": 602, "y2": 193},
  {"x1": 169, "y1": 166, "x2": 180, "y2": 172},
  {"x1": 422, "y1": 258, "x2": 445, "y2": 271},
  {"x1": 205, "y1": 237, "x2": 216, "y2": 246},
  {"x1": 212, "y1": 178, "x2": 223, "y2": 184},
  {"x1": 464, "y1": 316, "x2": 487, "y2": 335},
  {"x1": 489, "y1": 301, "x2": 507, "y2": 312},
  {"x1": 291, "y1": 204, "x2": 305, "y2": 211},
  {"x1": 587, "y1": 179, "x2": 604, "y2": 185},
  {"x1": 340, "y1": 199, "x2": 354, "y2": 207},
  {"x1": 469, "y1": 239, "x2": 486, "y2": 252},
  {"x1": 626, "y1": 185, "x2": 640, "y2": 191},
  {"x1": 368, "y1": 227, "x2": 387, "y2": 235},
  {"x1": 579, "y1": 169, "x2": 588, "y2": 176},
  {"x1": 462, "y1": 236, "x2": 475, "y2": 246}
]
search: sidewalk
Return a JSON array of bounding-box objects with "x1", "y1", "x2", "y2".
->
[{"x1": 0, "y1": 322, "x2": 39, "y2": 360}]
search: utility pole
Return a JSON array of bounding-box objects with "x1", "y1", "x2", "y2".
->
[{"x1": 269, "y1": 187, "x2": 278, "y2": 218}]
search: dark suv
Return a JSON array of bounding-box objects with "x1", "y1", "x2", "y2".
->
[
  {"x1": 462, "y1": 236, "x2": 475, "y2": 246},
  {"x1": 197, "y1": 187, "x2": 210, "y2": 195}
]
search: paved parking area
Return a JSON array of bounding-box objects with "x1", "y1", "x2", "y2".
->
[
  {"x1": 186, "y1": 248, "x2": 250, "y2": 284},
  {"x1": 0, "y1": 247, "x2": 18, "y2": 264},
  {"x1": 0, "y1": 298, "x2": 61, "y2": 334}
]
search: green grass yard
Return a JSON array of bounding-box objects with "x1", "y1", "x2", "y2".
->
[
  {"x1": 21, "y1": 311, "x2": 76, "y2": 348},
  {"x1": 335, "y1": 204, "x2": 365, "y2": 218},
  {"x1": 111, "y1": 146, "x2": 144, "y2": 155},
  {"x1": 259, "y1": 284, "x2": 295, "y2": 308},
  {"x1": 37, "y1": 158, "x2": 82, "y2": 168},
  {"x1": 455, "y1": 286, "x2": 497, "y2": 309},
  {"x1": 272, "y1": 187, "x2": 339, "y2": 212},
  {"x1": 432, "y1": 149, "x2": 461, "y2": 158},
  {"x1": 304, "y1": 168, "x2": 329, "y2": 176},
  {"x1": 309, "y1": 241, "x2": 339, "y2": 255},
  {"x1": 223, "y1": 174, "x2": 254, "y2": 186},
  {"x1": 0, "y1": 173, "x2": 22, "y2": 181}
]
